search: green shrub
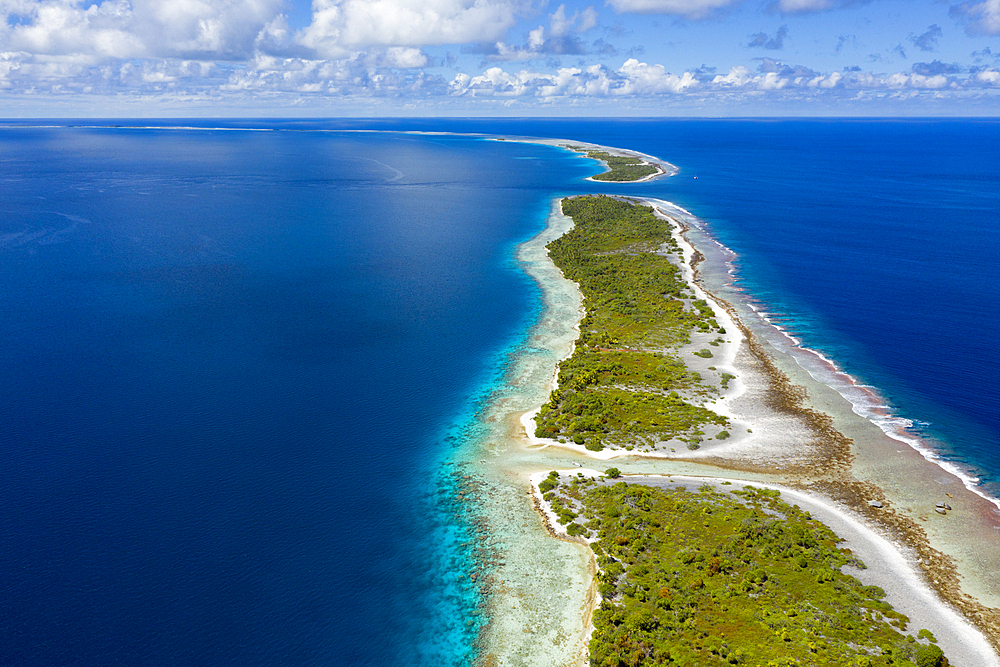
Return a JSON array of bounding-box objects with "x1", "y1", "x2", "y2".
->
[
  {"x1": 916, "y1": 643, "x2": 945, "y2": 667},
  {"x1": 605, "y1": 467, "x2": 622, "y2": 478},
  {"x1": 539, "y1": 478, "x2": 558, "y2": 493}
]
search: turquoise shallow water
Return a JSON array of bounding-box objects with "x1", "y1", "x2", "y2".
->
[{"x1": 1, "y1": 118, "x2": 997, "y2": 665}]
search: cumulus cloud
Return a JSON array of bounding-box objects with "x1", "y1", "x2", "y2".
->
[
  {"x1": 0, "y1": 49, "x2": 229, "y2": 95},
  {"x1": 910, "y1": 24, "x2": 942, "y2": 52},
  {"x1": 447, "y1": 57, "x2": 984, "y2": 99},
  {"x1": 809, "y1": 70, "x2": 842, "y2": 87},
  {"x1": 618, "y1": 58, "x2": 696, "y2": 92},
  {"x1": 224, "y1": 52, "x2": 448, "y2": 94},
  {"x1": 754, "y1": 56, "x2": 815, "y2": 78},
  {"x1": 0, "y1": 0, "x2": 526, "y2": 71},
  {"x1": 975, "y1": 68, "x2": 1000, "y2": 84},
  {"x1": 0, "y1": 0, "x2": 284, "y2": 60},
  {"x1": 298, "y1": 0, "x2": 522, "y2": 58},
  {"x1": 449, "y1": 58, "x2": 696, "y2": 96},
  {"x1": 711, "y1": 65, "x2": 753, "y2": 87},
  {"x1": 468, "y1": 4, "x2": 598, "y2": 61},
  {"x1": 885, "y1": 71, "x2": 951, "y2": 88},
  {"x1": 748, "y1": 25, "x2": 788, "y2": 49},
  {"x1": 607, "y1": 0, "x2": 742, "y2": 20},
  {"x1": 950, "y1": 0, "x2": 1000, "y2": 36}
]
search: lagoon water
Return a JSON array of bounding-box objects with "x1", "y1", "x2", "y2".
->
[{"x1": 1, "y1": 119, "x2": 998, "y2": 665}]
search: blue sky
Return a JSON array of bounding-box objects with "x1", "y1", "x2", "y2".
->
[{"x1": 1, "y1": 0, "x2": 998, "y2": 115}]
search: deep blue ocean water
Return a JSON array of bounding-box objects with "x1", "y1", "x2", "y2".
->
[{"x1": 1, "y1": 119, "x2": 998, "y2": 665}]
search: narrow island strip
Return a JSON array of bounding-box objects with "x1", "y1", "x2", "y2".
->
[
  {"x1": 496, "y1": 136, "x2": 677, "y2": 182},
  {"x1": 514, "y1": 193, "x2": 1000, "y2": 666}
]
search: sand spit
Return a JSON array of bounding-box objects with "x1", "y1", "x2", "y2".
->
[{"x1": 473, "y1": 188, "x2": 1000, "y2": 665}]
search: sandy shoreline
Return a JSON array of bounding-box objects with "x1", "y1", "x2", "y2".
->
[{"x1": 472, "y1": 186, "x2": 1000, "y2": 666}]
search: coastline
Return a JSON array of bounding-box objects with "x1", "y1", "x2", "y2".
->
[
  {"x1": 671, "y1": 197, "x2": 1000, "y2": 632},
  {"x1": 473, "y1": 177, "x2": 1000, "y2": 665}
]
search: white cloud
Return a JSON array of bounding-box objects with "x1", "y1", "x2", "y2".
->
[
  {"x1": 298, "y1": 0, "x2": 521, "y2": 58},
  {"x1": 2, "y1": 0, "x2": 143, "y2": 59},
  {"x1": 549, "y1": 4, "x2": 597, "y2": 36},
  {"x1": 886, "y1": 71, "x2": 951, "y2": 88},
  {"x1": 449, "y1": 58, "x2": 696, "y2": 96},
  {"x1": 476, "y1": 4, "x2": 598, "y2": 62},
  {"x1": 0, "y1": 0, "x2": 283, "y2": 60},
  {"x1": 220, "y1": 49, "x2": 447, "y2": 95},
  {"x1": 950, "y1": 0, "x2": 1000, "y2": 35},
  {"x1": 136, "y1": 0, "x2": 283, "y2": 57},
  {"x1": 447, "y1": 60, "x2": 985, "y2": 99},
  {"x1": 808, "y1": 70, "x2": 842, "y2": 87},
  {"x1": 976, "y1": 68, "x2": 1000, "y2": 84},
  {"x1": 712, "y1": 66, "x2": 753, "y2": 86},
  {"x1": 607, "y1": 0, "x2": 741, "y2": 19},
  {"x1": 618, "y1": 58, "x2": 696, "y2": 92},
  {"x1": 527, "y1": 25, "x2": 545, "y2": 49},
  {"x1": 757, "y1": 71, "x2": 787, "y2": 89}
]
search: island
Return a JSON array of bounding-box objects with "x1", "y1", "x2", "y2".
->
[
  {"x1": 486, "y1": 192, "x2": 999, "y2": 667},
  {"x1": 469, "y1": 142, "x2": 1000, "y2": 667}
]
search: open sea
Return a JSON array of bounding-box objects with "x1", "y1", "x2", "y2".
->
[{"x1": 1, "y1": 118, "x2": 998, "y2": 665}]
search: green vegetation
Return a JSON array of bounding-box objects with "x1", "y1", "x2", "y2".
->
[
  {"x1": 535, "y1": 196, "x2": 729, "y2": 450},
  {"x1": 540, "y1": 477, "x2": 948, "y2": 667},
  {"x1": 583, "y1": 151, "x2": 661, "y2": 182}
]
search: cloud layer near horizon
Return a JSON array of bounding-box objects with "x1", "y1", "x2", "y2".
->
[{"x1": 1, "y1": 0, "x2": 999, "y2": 113}]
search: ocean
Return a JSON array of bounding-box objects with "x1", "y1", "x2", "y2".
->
[{"x1": 1, "y1": 119, "x2": 997, "y2": 665}]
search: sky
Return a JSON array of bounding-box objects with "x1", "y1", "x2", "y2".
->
[{"x1": 0, "y1": 0, "x2": 998, "y2": 115}]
